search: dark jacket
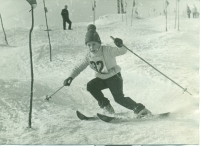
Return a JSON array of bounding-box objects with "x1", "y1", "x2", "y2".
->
[
  {"x1": 187, "y1": 6, "x2": 191, "y2": 14},
  {"x1": 61, "y1": 9, "x2": 69, "y2": 19}
]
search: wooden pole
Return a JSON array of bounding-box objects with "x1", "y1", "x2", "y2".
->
[
  {"x1": 117, "y1": 0, "x2": 120, "y2": 14},
  {"x1": 125, "y1": 1, "x2": 127, "y2": 25},
  {"x1": 131, "y1": 0, "x2": 135, "y2": 26},
  {"x1": 178, "y1": 0, "x2": 180, "y2": 31},
  {"x1": 92, "y1": 0, "x2": 95, "y2": 24},
  {"x1": 43, "y1": 0, "x2": 52, "y2": 61},
  {"x1": 92, "y1": 0, "x2": 94, "y2": 24},
  {"x1": 166, "y1": 1, "x2": 168, "y2": 31},
  {"x1": 28, "y1": 5, "x2": 35, "y2": 128},
  {"x1": 163, "y1": 0, "x2": 165, "y2": 15},
  {"x1": 0, "y1": 13, "x2": 8, "y2": 45},
  {"x1": 94, "y1": 0, "x2": 96, "y2": 25},
  {"x1": 175, "y1": 0, "x2": 177, "y2": 29},
  {"x1": 121, "y1": 0, "x2": 124, "y2": 21}
]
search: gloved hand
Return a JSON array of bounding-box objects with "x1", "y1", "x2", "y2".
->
[
  {"x1": 63, "y1": 77, "x2": 73, "y2": 86},
  {"x1": 114, "y1": 38, "x2": 123, "y2": 47},
  {"x1": 134, "y1": 103, "x2": 145, "y2": 114}
]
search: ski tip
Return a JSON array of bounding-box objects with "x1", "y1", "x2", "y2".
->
[
  {"x1": 148, "y1": 112, "x2": 170, "y2": 119},
  {"x1": 158, "y1": 112, "x2": 170, "y2": 117},
  {"x1": 76, "y1": 111, "x2": 97, "y2": 121},
  {"x1": 76, "y1": 110, "x2": 89, "y2": 120},
  {"x1": 76, "y1": 110, "x2": 83, "y2": 116},
  {"x1": 97, "y1": 113, "x2": 115, "y2": 123},
  {"x1": 76, "y1": 110, "x2": 80, "y2": 114},
  {"x1": 76, "y1": 110, "x2": 85, "y2": 120}
]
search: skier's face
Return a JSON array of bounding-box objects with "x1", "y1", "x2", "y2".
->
[{"x1": 87, "y1": 41, "x2": 101, "y2": 53}]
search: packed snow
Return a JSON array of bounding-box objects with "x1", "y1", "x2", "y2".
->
[{"x1": 0, "y1": 1, "x2": 199, "y2": 145}]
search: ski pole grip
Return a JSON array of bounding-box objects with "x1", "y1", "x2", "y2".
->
[{"x1": 110, "y1": 36, "x2": 126, "y2": 48}]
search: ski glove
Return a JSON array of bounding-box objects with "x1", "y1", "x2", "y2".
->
[
  {"x1": 63, "y1": 77, "x2": 73, "y2": 86},
  {"x1": 114, "y1": 38, "x2": 123, "y2": 48},
  {"x1": 134, "y1": 103, "x2": 145, "y2": 114}
]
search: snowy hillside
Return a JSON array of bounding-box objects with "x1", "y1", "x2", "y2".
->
[
  {"x1": 0, "y1": 0, "x2": 200, "y2": 28},
  {"x1": 0, "y1": 13, "x2": 199, "y2": 144}
]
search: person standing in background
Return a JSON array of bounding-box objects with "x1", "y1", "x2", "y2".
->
[
  {"x1": 192, "y1": 4, "x2": 197, "y2": 18},
  {"x1": 186, "y1": 4, "x2": 191, "y2": 18},
  {"x1": 61, "y1": 5, "x2": 72, "y2": 30}
]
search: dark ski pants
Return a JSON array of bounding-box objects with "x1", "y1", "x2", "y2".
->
[
  {"x1": 193, "y1": 13, "x2": 196, "y2": 18},
  {"x1": 63, "y1": 19, "x2": 72, "y2": 30},
  {"x1": 87, "y1": 72, "x2": 137, "y2": 110}
]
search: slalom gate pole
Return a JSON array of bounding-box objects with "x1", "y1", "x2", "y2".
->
[
  {"x1": 177, "y1": 0, "x2": 180, "y2": 31},
  {"x1": 110, "y1": 36, "x2": 192, "y2": 96},
  {"x1": 28, "y1": 6, "x2": 35, "y2": 128},
  {"x1": 166, "y1": 2, "x2": 168, "y2": 31},
  {"x1": 174, "y1": 0, "x2": 177, "y2": 29},
  {"x1": 43, "y1": 0, "x2": 52, "y2": 61},
  {"x1": 0, "y1": 13, "x2": 8, "y2": 45},
  {"x1": 131, "y1": 7, "x2": 134, "y2": 26}
]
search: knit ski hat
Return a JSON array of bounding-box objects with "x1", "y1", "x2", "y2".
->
[{"x1": 85, "y1": 24, "x2": 101, "y2": 45}]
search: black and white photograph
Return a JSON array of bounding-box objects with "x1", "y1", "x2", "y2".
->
[
  {"x1": 0, "y1": 0, "x2": 199, "y2": 145},
  {"x1": 99, "y1": 145, "x2": 200, "y2": 146}
]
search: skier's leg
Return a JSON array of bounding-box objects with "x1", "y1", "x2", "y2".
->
[
  {"x1": 87, "y1": 78, "x2": 110, "y2": 108},
  {"x1": 107, "y1": 73, "x2": 150, "y2": 115},
  {"x1": 106, "y1": 73, "x2": 137, "y2": 110}
]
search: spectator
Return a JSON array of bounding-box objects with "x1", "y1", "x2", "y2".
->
[
  {"x1": 61, "y1": 5, "x2": 72, "y2": 30},
  {"x1": 192, "y1": 4, "x2": 197, "y2": 18},
  {"x1": 187, "y1": 4, "x2": 191, "y2": 18}
]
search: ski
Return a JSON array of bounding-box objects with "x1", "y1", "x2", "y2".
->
[
  {"x1": 76, "y1": 110, "x2": 98, "y2": 120},
  {"x1": 76, "y1": 110, "x2": 170, "y2": 123},
  {"x1": 97, "y1": 113, "x2": 115, "y2": 122},
  {"x1": 97, "y1": 112, "x2": 170, "y2": 123},
  {"x1": 76, "y1": 110, "x2": 127, "y2": 121}
]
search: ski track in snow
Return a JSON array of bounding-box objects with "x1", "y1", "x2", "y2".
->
[{"x1": 0, "y1": 15, "x2": 199, "y2": 144}]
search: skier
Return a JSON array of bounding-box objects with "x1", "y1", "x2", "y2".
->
[
  {"x1": 61, "y1": 5, "x2": 72, "y2": 30},
  {"x1": 63, "y1": 24, "x2": 151, "y2": 117}
]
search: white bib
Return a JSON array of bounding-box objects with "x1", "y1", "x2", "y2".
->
[{"x1": 89, "y1": 55, "x2": 108, "y2": 74}]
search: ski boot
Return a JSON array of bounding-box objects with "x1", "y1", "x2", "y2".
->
[
  {"x1": 137, "y1": 108, "x2": 152, "y2": 118},
  {"x1": 102, "y1": 103, "x2": 115, "y2": 114},
  {"x1": 134, "y1": 103, "x2": 152, "y2": 118}
]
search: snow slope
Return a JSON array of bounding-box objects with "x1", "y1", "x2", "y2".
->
[{"x1": 0, "y1": 14, "x2": 199, "y2": 144}]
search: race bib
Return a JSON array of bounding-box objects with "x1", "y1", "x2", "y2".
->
[{"x1": 89, "y1": 55, "x2": 108, "y2": 74}]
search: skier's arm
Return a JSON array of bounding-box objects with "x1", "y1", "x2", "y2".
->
[
  {"x1": 69, "y1": 58, "x2": 88, "y2": 79},
  {"x1": 63, "y1": 56, "x2": 89, "y2": 86},
  {"x1": 107, "y1": 38, "x2": 127, "y2": 56}
]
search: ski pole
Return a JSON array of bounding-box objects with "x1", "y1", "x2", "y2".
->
[
  {"x1": 46, "y1": 85, "x2": 65, "y2": 101},
  {"x1": 110, "y1": 36, "x2": 192, "y2": 96}
]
